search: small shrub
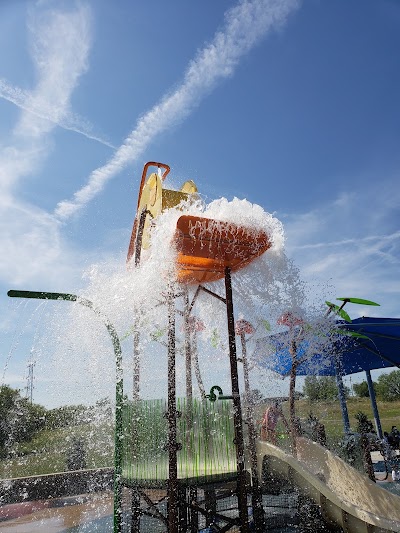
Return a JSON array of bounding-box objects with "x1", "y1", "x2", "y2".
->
[{"x1": 355, "y1": 411, "x2": 374, "y2": 434}]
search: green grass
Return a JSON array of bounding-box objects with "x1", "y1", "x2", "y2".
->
[
  {"x1": 256, "y1": 397, "x2": 400, "y2": 446},
  {"x1": 294, "y1": 397, "x2": 400, "y2": 435},
  {"x1": 0, "y1": 422, "x2": 114, "y2": 479}
]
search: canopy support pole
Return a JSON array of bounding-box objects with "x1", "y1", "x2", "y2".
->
[
  {"x1": 365, "y1": 369, "x2": 383, "y2": 439},
  {"x1": 333, "y1": 354, "x2": 350, "y2": 434}
]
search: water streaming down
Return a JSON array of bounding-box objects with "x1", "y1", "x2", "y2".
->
[
  {"x1": 47, "y1": 195, "x2": 314, "y2": 402},
  {"x1": 48, "y1": 194, "x2": 335, "y2": 402}
]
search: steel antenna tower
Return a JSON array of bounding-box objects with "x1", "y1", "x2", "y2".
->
[{"x1": 25, "y1": 360, "x2": 35, "y2": 404}]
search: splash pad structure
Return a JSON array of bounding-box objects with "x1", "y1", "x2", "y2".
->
[
  {"x1": 7, "y1": 162, "x2": 276, "y2": 533},
  {"x1": 122, "y1": 162, "x2": 273, "y2": 532}
]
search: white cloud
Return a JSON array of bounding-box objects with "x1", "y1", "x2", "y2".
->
[
  {"x1": 1, "y1": 2, "x2": 92, "y2": 190},
  {"x1": 54, "y1": 0, "x2": 300, "y2": 220},
  {"x1": 0, "y1": 2, "x2": 114, "y2": 147},
  {"x1": 0, "y1": 197, "x2": 84, "y2": 288},
  {"x1": 283, "y1": 180, "x2": 400, "y2": 317},
  {"x1": 14, "y1": 3, "x2": 91, "y2": 139},
  {"x1": 0, "y1": 2, "x2": 94, "y2": 287}
]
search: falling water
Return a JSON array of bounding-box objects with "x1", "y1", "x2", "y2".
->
[{"x1": 41, "y1": 192, "x2": 336, "y2": 403}]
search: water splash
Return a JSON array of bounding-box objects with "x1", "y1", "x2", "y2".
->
[{"x1": 37, "y1": 192, "x2": 336, "y2": 404}]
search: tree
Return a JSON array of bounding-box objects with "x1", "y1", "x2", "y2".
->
[
  {"x1": 45, "y1": 404, "x2": 88, "y2": 429},
  {"x1": 0, "y1": 385, "x2": 46, "y2": 457},
  {"x1": 0, "y1": 385, "x2": 20, "y2": 452},
  {"x1": 247, "y1": 389, "x2": 264, "y2": 406},
  {"x1": 353, "y1": 381, "x2": 371, "y2": 398},
  {"x1": 375, "y1": 370, "x2": 400, "y2": 401},
  {"x1": 355, "y1": 411, "x2": 374, "y2": 434},
  {"x1": 303, "y1": 376, "x2": 349, "y2": 401}
]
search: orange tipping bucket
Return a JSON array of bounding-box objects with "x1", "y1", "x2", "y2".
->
[
  {"x1": 127, "y1": 162, "x2": 272, "y2": 280},
  {"x1": 174, "y1": 215, "x2": 271, "y2": 284}
]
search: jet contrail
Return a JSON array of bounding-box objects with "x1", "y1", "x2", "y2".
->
[
  {"x1": 54, "y1": 0, "x2": 300, "y2": 220},
  {"x1": 290, "y1": 231, "x2": 400, "y2": 253},
  {"x1": 0, "y1": 3, "x2": 114, "y2": 150},
  {"x1": 0, "y1": 79, "x2": 115, "y2": 149}
]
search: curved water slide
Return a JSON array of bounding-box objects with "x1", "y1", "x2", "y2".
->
[{"x1": 257, "y1": 437, "x2": 400, "y2": 532}]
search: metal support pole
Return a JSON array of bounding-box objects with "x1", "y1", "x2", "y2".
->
[
  {"x1": 204, "y1": 489, "x2": 217, "y2": 527},
  {"x1": 240, "y1": 334, "x2": 265, "y2": 532},
  {"x1": 192, "y1": 331, "x2": 206, "y2": 400},
  {"x1": 326, "y1": 302, "x2": 350, "y2": 436},
  {"x1": 131, "y1": 208, "x2": 147, "y2": 402},
  {"x1": 132, "y1": 325, "x2": 140, "y2": 401},
  {"x1": 333, "y1": 353, "x2": 350, "y2": 435},
  {"x1": 183, "y1": 289, "x2": 194, "y2": 460},
  {"x1": 289, "y1": 341, "x2": 298, "y2": 455},
  {"x1": 366, "y1": 369, "x2": 383, "y2": 439},
  {"x1": 224, "y1": 268, "x2": 249, "y2": 533},
  {"x1": 131, "y1": 489, "x2": 141, "y2": 532},
  {"x1": 183, "y1": 289, "x2": 193, "y2": 409},
  {"x1": 167, "y1": 286, "x2": 179, "y2": 533},
  {"x1": 189, "y1": 487, "x2": 198, "y2": 532},
  {"x1": 134, "y1": 209, "x2": 148, "y2": 267}
]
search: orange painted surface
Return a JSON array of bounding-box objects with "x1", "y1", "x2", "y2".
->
[{"x1": 174, "y1": 215, "x2": 271, "y2": 284}]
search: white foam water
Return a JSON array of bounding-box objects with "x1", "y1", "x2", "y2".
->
[{"x1": 38, "y1": 188, "x2": 336, "y2": 405}]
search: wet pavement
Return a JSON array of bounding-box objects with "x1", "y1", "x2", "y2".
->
[
  {"x1": 0, "y1": 492, "x2": 113, "y2": 532},
  {"x1": 1, "y1": 451, "x2": 397, "y2": 531},
  {"x1": 0, "y1": 490, "x2": 301, "y2": 532}
]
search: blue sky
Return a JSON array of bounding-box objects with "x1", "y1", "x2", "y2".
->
[{"x1": 1, "y1": 0, "x2": 399, "y2": 407}]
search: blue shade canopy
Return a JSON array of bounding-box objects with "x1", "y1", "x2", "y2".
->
[{"x1": 254, "y1": 317, "x2": 400, "y2": 377}]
